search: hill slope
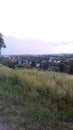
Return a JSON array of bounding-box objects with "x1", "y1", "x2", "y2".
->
[{"x1": 0, "y1": 65, "x2": 73, "y2": 130}]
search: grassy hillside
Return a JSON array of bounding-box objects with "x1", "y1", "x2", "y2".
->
[{"x1": 0, "y1": 64, "x2": 73, "y2": 130}]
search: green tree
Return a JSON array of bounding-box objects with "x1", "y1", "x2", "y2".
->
[
  {"x1": 0, "y1": 33, "x2": 6, "y2": 55},
  {"x1": 59, "y1": 62, "x2": 65, "y2": 72},
  {"x1": 31, "y1": 60, "x2": 36, "y2": 68},
  {"x1": 69, "y1": 62, "x2": 73, "y2": 74}
]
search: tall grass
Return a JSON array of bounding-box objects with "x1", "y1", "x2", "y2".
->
[{"x1": 0, "y1": 64, "x2": 73, "y2": 129}]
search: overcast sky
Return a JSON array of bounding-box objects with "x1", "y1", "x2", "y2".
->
[{"x1": 0, "y1": 0, "x2": 73, "y2": 54}]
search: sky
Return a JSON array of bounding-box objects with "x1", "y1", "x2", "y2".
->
[{"x1": 0, "y1": 0, "x2": 73, "y2": 54}]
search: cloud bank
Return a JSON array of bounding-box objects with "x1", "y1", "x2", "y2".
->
[{"x1": 2, "y1": 37, "x2": 73, "y2": 55}]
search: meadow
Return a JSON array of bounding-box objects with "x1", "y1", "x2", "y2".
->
[{"x1": 0, "y1": 64, "x2": 73, "y2": 130}]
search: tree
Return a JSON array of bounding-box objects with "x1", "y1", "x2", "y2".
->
[
  {"x1": 69, "y1": 62, "x2": 73, "y2": 74},
  {"x1": 0, "y1": 33, "x2": 6, "y2": 55},
  {"x1": 42, "y1": 62, "x2": 49, "y2": 70},
  {"x1": 59, "y1": 62, "x2": 65, "y2": 72},
  {"x1": 31, "y1": 60, "x2": 36, "y2": 68}
]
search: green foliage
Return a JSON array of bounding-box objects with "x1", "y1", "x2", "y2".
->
[
  {"x1": 0, "y1": 33, "x2": 6, "y2": 54},
  {"x1": 31, "y1": 60, "x2": 36, "y2": 68},
  {"x1": 59, "y1": 62, "x2": 66, "y2": 72},
  {"x1": 69, "y1": 62, "x2": 73, "y2": 74},
  {"x1": 0, "y1": 64, "x2": 73, "y2": 129}
]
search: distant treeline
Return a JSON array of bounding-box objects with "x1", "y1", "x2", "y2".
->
[{"x1": 1, "y1": 59, "x2": 73, "y2": 74}]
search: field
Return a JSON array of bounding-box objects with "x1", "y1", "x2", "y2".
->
[{"x1": 0, "y1": 64, "x2": 73, "y2": 130}]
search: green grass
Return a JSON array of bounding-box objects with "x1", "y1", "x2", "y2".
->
[{"x1": 0, "y1": 64, "x2": 73, "y2": 129}]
